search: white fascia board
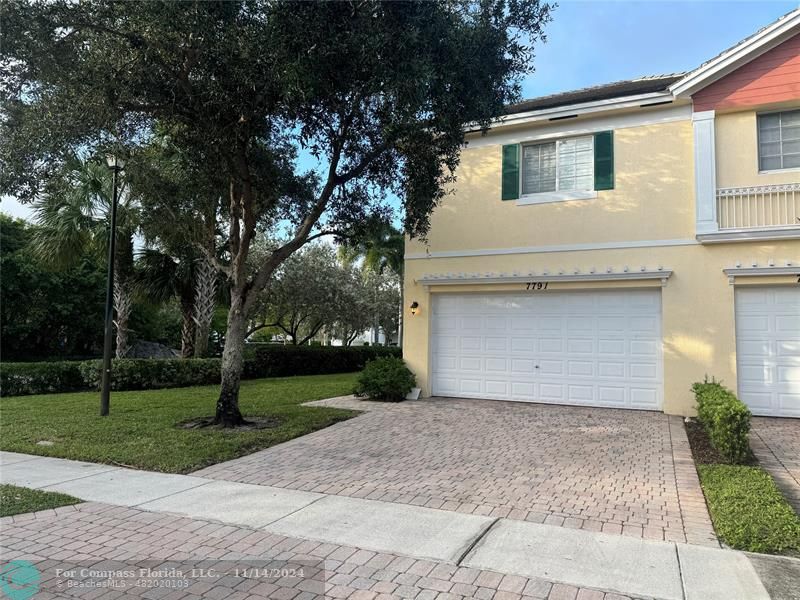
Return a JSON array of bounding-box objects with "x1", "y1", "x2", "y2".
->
[
  {"x1": 671, "y1": 9, "x2": 800, "y2": 97},
  {"x1": 465, "y1": 104, "x2": 691, "y2": 149},
  {"x1": 417, "y1": 270, "x2": 673, "y2": 287},
  {"x1": 465, "y1": 91, "x2": 681, "y2": 134}
]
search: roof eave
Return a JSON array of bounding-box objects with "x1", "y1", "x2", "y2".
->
[
  {"x1": 466, "y1": 90, "x2": 681, "y2": 133},
  {"x1": 670, "y1": 9, "x2": 800, "y2": 98}
]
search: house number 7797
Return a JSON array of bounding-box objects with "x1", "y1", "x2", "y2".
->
[{"x1": 526, "y1": 281, "x2": 548, "y2": 290}]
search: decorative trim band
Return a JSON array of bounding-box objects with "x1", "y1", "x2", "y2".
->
[
  {"x1": 417, "y1": 269, "x2": 673, "y2": 287},
  {"x1": 405, "y1": 238, "x2": 698, "y2": 260},
  {"x1": 697, "y1": 227, "x2": 800, "y2": 244},
  {"x1": 723, "y1": 265, "x2": 800, "y2": 284}
]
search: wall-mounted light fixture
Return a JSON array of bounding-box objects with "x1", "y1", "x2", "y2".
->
[{"x1": 409, "y1": 301, "x2": 419, "y2": 316}]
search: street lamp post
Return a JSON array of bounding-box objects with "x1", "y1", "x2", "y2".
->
[{"x1": 100, "y1": 154, "x2": 124, "y2": 416}]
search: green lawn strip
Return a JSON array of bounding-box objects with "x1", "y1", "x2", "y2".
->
[
  {"x1": 697, "y1": 464, "x2": 800, "y2": 556},
  {"x1": 0, "y1": 373, "x2": 359, "y2": 473},
  {"x1": 0, "y1": 484, "x2": 81, "y2": 517}
]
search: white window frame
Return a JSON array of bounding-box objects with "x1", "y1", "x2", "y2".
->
[
  {"x1": 757, "y1": 108, "x2": 800, "y2": 174},
  {"x1": 518, "y1": 136, "x2": 598, "y2": 205}
]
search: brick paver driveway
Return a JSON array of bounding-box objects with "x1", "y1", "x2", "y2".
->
[
  {"x1": 751, "y1": 417, "x2": 800, "y2": 513},
  {"x1": 197, "y1": 398, "x2": 716, "y2": 546},
  {"x1": 2, "y1": 503, "x2": 653, "y2": 600}
]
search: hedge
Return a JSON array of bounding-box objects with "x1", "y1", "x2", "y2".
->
[
  {"x1": 1, "y1": 345, "x2": 402, "y2": 397},
  {"x1": 249, "y1": 345, "x2": 401, "y2": 378},
  {"x1": 0, "y1": 361, "x2": 86, "y2": 397},
  {"x1": 692, "y1": 379, "x2": 752, "y2": 464}
]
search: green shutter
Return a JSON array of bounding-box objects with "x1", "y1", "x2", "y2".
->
[
  {"x1": 501, "y1": 144, "x2": 519, "y2": 200},
  {"x1": 593, "y1": 131, "x2": 614, "y2": 190}
]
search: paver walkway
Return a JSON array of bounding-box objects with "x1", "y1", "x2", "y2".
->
[
  {"x1": 751, "y1": 417, "x2": 800, "y2": 514},
  {"x1": 197, "y1": 397, "x2": 716, "y2": 546},
  {"x1": 0, "y1": 503, "x2": 736, "y2": 600}
]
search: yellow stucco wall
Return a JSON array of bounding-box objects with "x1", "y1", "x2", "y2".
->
[
  {"x1": 716, "y1": 109, "x2": 800, "y2": 188},
  {"x1": 402, "y1": 110, "x2": 800, "y2": 416},
  {"x1": 403, "y1": 242, "x2": 800, "y2": 416},
  {"x1": 406, "y1": 118, "x2": 696, "y2": 255}
]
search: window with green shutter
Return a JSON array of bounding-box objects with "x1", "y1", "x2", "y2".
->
[
  {"x1": 593, "y1": 130, "x2": 614, "y2": 190},
  {"x1": 501, "y1": 144, "x2": 519, "y2": 200},
  {"x1": 503, "y1": 131, "x2": 614, "y2": 201}
]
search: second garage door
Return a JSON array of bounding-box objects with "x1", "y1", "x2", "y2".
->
[
  {"x1": 735, "y1": 287, "x2": 800, "y2": 417},
  {"x1": 431, "y1": 290, "x2": 663, "y2": 410}
]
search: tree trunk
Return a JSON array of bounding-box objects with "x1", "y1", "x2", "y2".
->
[
  {"x1": 193, "y1": 258, "x2": 216, "y2": 358},
  {"x1": 215, "y1": 291, "x2": 248, "y2": 427},
  {"x1": 113, "y1": 274, "x2": 132, "y2": 358},
  {"x1": 397, "y1": 286, "x2": 404, "y2": 348},
  {"x1": 180, "y1": 302, "x2": 195, "y2": 359}
]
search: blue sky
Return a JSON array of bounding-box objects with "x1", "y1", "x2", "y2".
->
[
  {"x1": 521, "y1": 0, "x2": 797, "y2": 99},
  {"x1": 2, "y1": 1, "x2": 797, "y2": 222}
]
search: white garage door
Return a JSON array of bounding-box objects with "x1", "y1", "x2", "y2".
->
[
  {"x1": 431, "y1": 290, "x2": 663, "y2": 410},
  {"x1": 735, "y1": 287, "x2": 800, "y2": 417}
]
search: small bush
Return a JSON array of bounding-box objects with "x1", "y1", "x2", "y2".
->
[
  {"x1": 698, "y1": 464, "x2": 800, "y2": 555},
  {"x1": 691, "y1": 378, "x2": 752, "y2": 464},
  {"x1": 353, "y1": 356, "x2": 415, "y2": 402},
  {"x1": 1, "y1": 362, "x2": 86, "y2": 396}
]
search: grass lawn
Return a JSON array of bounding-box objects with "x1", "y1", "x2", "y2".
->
[
  {"x1": 697, "y1": 464, "x2": 800, "y2": 556},
  {"x1": 0, "y1": 373, "x2": 359, "y2": 473},
  {"x1": 0, "y1": 484, "x2": 81, "y2": 517}
]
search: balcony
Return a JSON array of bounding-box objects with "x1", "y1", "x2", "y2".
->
[
  {"x1": 692, "y1": 183, "x2": 800, "y2": 242},
  {"x1": 716, "y1": 183, "x2": 800, "y2": 230}
]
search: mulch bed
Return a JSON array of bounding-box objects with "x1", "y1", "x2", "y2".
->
[{"x1": 685, "y1": 419, "x2": 757, "y2": 466}]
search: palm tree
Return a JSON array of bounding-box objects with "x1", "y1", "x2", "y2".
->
[
  {"x1": 133, "y1": 248, "x2": 198, "y2": 358},
  {"x1": 338, "y1": 218, "x2": 405, "y2": 345},
  {"x1": 32, "y1": 156, "x2": 137, "y2": 358}
]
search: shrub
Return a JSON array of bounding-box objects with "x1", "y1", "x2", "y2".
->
[
  {"x1": 698, "y1": 464, "x2": 800, "y2": 555},
  {"x1": 353, "y1": 356, "x2": 415, "y2": 402},
  {"x1": 251, "y1": 345, "x2": 401, "y2": 378},
  {"x1": 79, "y1": 358, "x2": 222, "y2": 391},
  {"x1": 692, "y1": 378, "x2": 752, "y2": 464},
  {"x1": 1, "y1": 361, "x2": 86, "y2": 396}
]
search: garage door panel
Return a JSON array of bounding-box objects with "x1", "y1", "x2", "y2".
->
[
  {"x1": 631, "y1": 339, "x2": 658, "y2": 356},
  {"x1": 539, "y1": 383, "x2": 565, "y2": 401},
  {"x1": 739, "y1": 363, "x2": 772, "y2": 384},
  {"x1": 431, "y1": 290, "x2": 663, "y2": 410},
  {"x1": 631, "y1": 388, "x2": 659, "y2": 408},
  {"x1": 779, "y1": 394, "x2": 800, "y2": 416},
  {"x1": 568, "y1": 361, "x2": 594, "y2": 376},
  {"x1": 777, "y1": 315, "x2": 800, "y2": 332},
  {"x1": 598, "y1": 361, "x2": 625, "y2": 377},
  {"x1": 511, "y1": 359, "x2": 535, "y2": 373},
  {"x1": 630, "y1": 362, "x2": 658, "y2": 379},
  {"x1": 778, "y1": 365, "x2": 800, "y2": 382},
  {"x1": 538, "y1": 338, "x2": 563, "y2": 353},
  {"x1": 599, "y1": 386, "x2": 626, "y2": 406},
  {"x1": 736, "y1": 287, "x2": 800, "y2": 417},
  {"x1": 778, "y1": 340, "x2": 800, "y2": 356},
  {"x1": 460, "y1": 337, "x2": 482, "y2": 352},
  {"x1": 567, "y1": 338, "x2": 593, "y2": 353},
  {"x1": 511, "y1": 337, "x2": 535, "y2": 352},
  {"x1": 599, "y1": 339, "x2": 625, "y2": 354},
  {"x1": 485, "y1": 337, "x2": 508, "y2": 351},
  {"x1": 486, "y1": 358, "x2": 509, "y2": 372}
]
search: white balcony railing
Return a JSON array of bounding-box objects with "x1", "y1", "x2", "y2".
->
[{"x1": 716, "y1": 183, "x2": 800, "y2": 230}]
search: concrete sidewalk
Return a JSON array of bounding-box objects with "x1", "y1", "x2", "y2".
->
[{"x1": 1, "y1": 450, "x2": 792, "y2": 600}]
